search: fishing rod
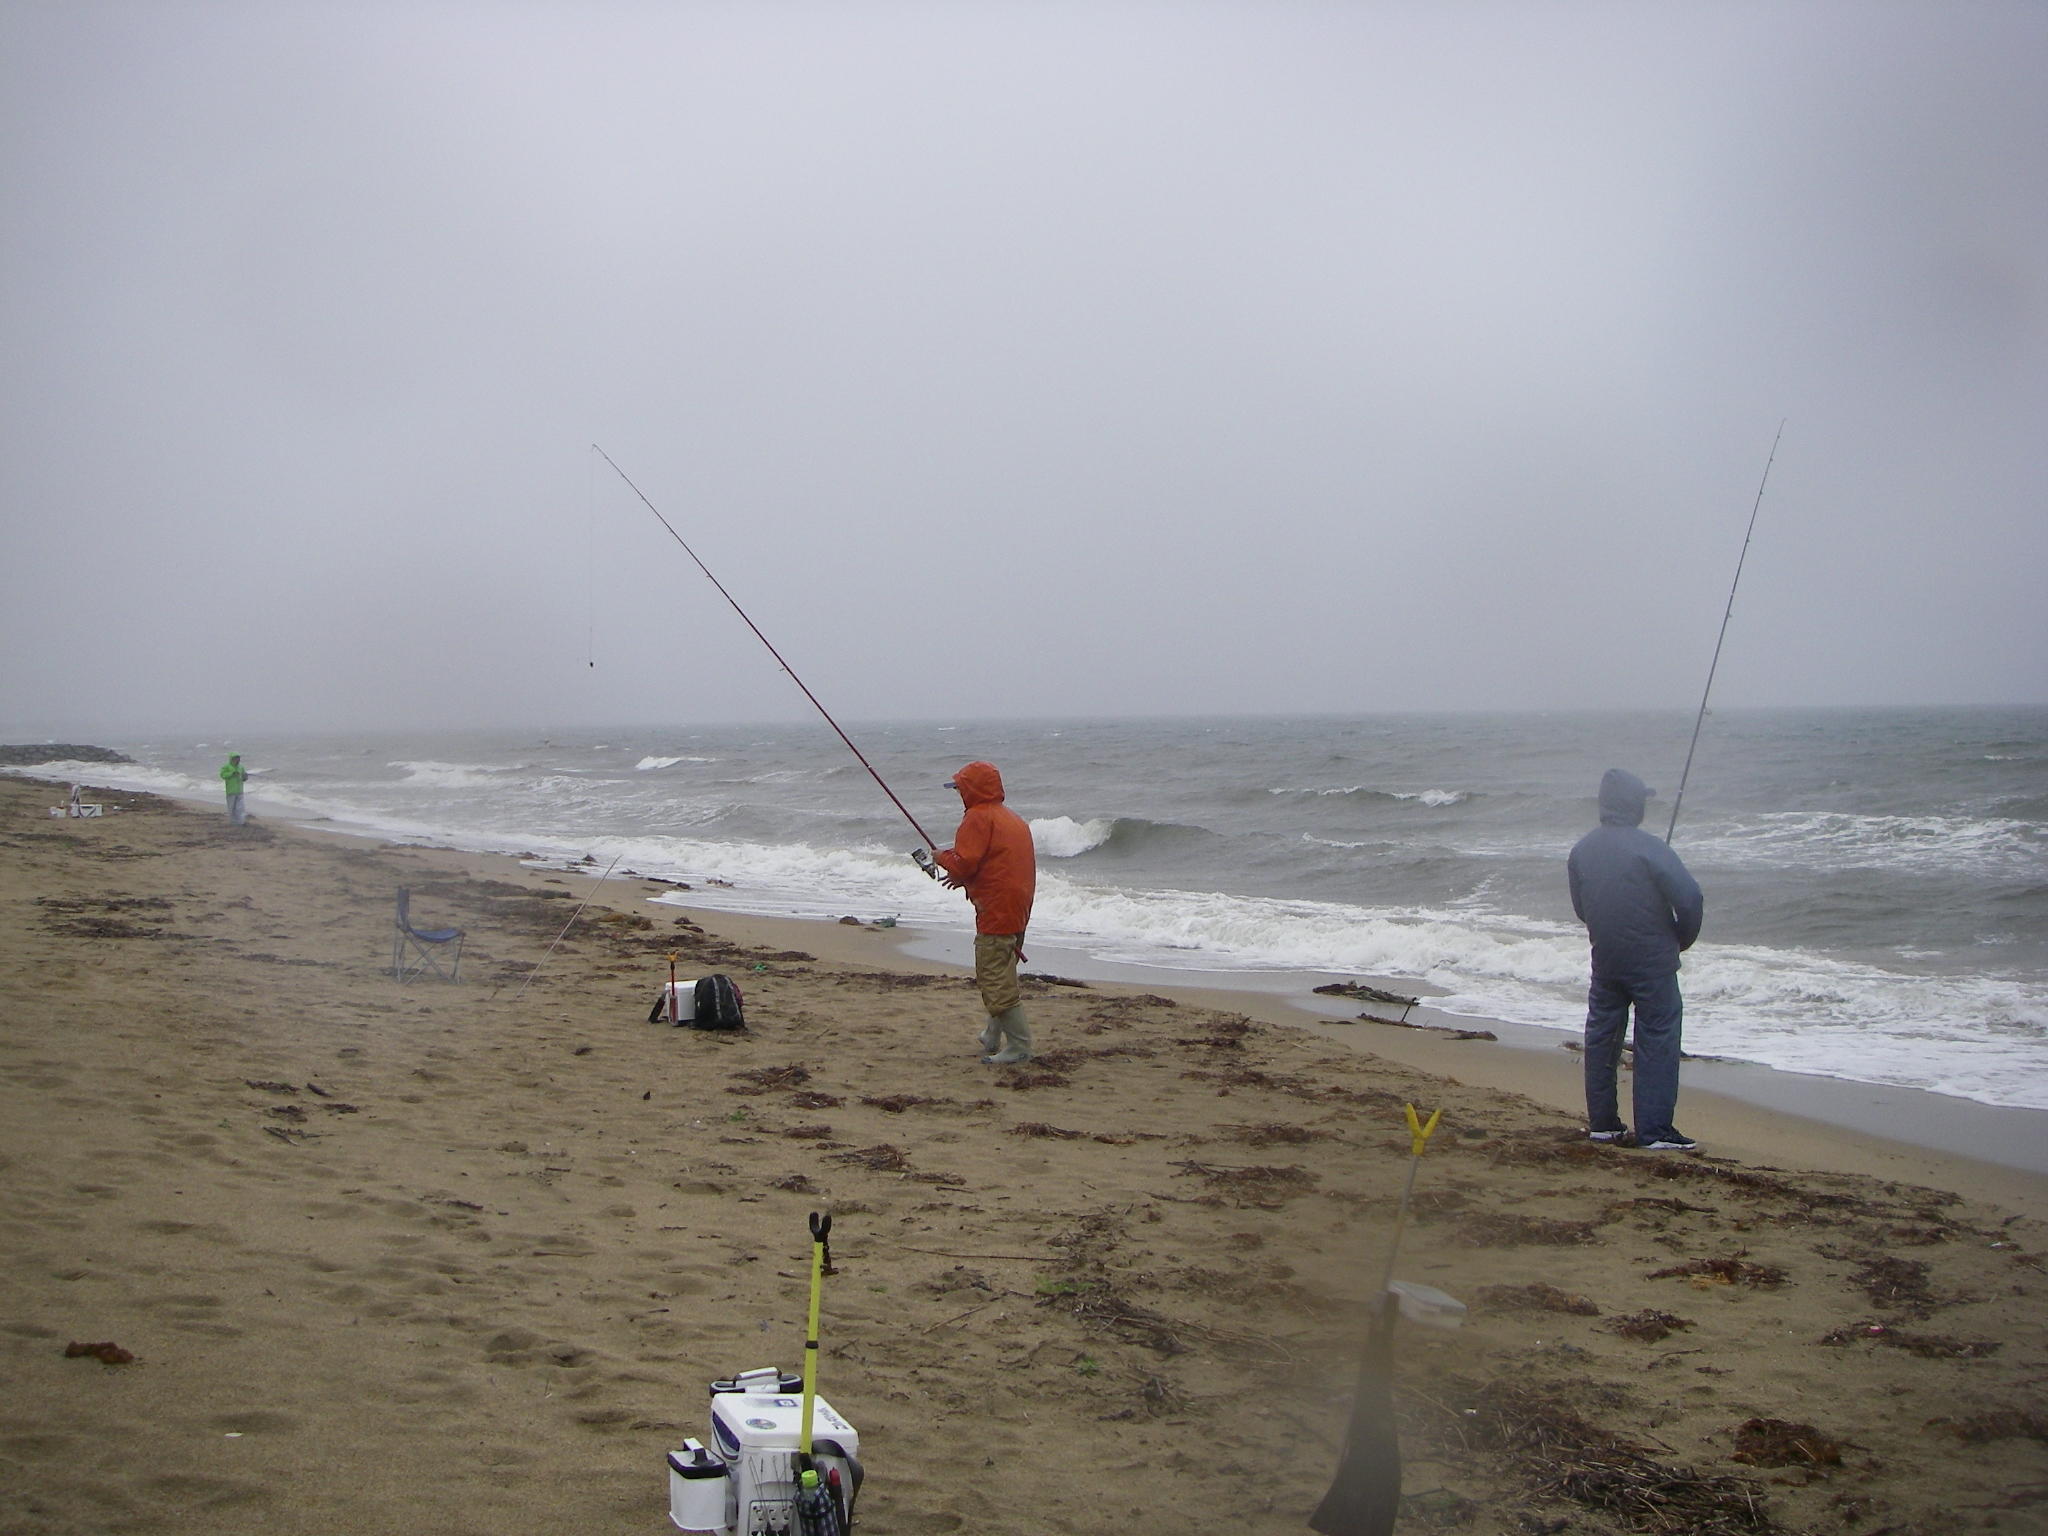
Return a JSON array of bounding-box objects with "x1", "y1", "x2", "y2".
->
[
  {"x1": 591, "y1": 445, "x2": 941, "y2": 851},
  {"x1": 1666, "y1": 420, "x2": 1784, "y2": 843}
]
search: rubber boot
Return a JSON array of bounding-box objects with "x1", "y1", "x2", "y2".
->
[
  {"x1": 982, "y1": 1006, "x2": 1033, "y2": 1065},
  {"x1": 977, "y1": 1016, "x2": 1001, "y2": 1056}
]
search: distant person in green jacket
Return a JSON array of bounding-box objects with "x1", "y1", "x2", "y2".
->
[{"x1": 220, "y1": 753, "x2": 248, "y2": 825}]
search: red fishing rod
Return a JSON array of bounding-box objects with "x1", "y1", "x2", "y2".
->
[{"x1": 592, "y1": 445, "x2": 941, "y2": 852}]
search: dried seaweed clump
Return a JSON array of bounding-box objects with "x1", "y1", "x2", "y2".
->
[
  {"x1": 1605, "y1": 1309, "x2": 1694, "y2": 1343},
  {"x1": 1423, "y1": 1377, "x2": 1780, "y2": 1534},
  {"x1": 1647, "y1": 1256, "x2": 1788, "y2": 1288},
  {"x1": 1170, "y1": 1160, "x2": 1318, "y2": 1206},
  {"x1": 1011, "y1": 1121, "x2": 1087, "y2": 1140},
  {"x1": 1476, "y1": 1282, "x2": 1601, "y2": 1316},
  {"x1": 1054, "y1": 1285, "x2": 1190, "y2": 1357},
  {"x1": 727, "y1": 1064, "x2": 812, "y2": 1095},
  {"x1": 830, "y1": 1143, "x2": 912, "y2": 1172},
  {"x1": 1481, "y1": 1129, "x2": 1620, "y2": 1170},
  {"x1": 1456, "y1": 1212, "x2": 1605, "y2": 1247},
  {"x1": 860, "y1": 1094, "x2": 943, "y2": 1113},
  {"x1": 1822, "y1": 1251, "x2": 1941, "y2": 1318},
  {"x1": 64, "y1": 1341, "x2": 136, "y2": 1365},
  {"x1": 1728, "y1": 1418, "x2": 1843, "y2": 1467}
]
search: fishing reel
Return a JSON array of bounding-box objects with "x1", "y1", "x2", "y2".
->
[{"x1": 911, "y1": 847, "x2": 941, "y2": 881}]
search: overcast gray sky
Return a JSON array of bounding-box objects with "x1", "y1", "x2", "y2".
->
[{"x1": 3, "y1": 1, "x2": 2043, "y2": 736}]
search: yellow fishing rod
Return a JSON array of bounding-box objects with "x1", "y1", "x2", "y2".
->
[{"x1": 793, "y1": 1211, "x2": 844, "y2": 1536}]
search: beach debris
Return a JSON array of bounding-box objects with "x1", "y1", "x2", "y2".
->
[
  {"x1": 1605, "y1": 1309, "x2": 1694, "y2": 1342},
  {"x1": 1728, "y1": 1418, "x2": 1844, "y2": 1468},
  {"x1": 727, "y1": 1064, "x2": 812, "y2": 1095},
  {"x1": 781, "y1": 1124, "x2": 835, "y2": 1140},
  {"x1": 788, "y1": 1090, "x2": 844, "y2": 1110},
  {"x1": 859, "y1": 1094, "x2": 941, "y2": 1113},
  {"x1": 1420, "y1": 1376, "x2": 1782, "y2": 1534},
  {"x1": 64, "y1": 1340, "x2": 136, "y2": 1364},
  {"x1": 1475, "y1": 1282, "x2": 1601, "y2": 1316},
  {"x1": 1170, "y1": 1159, "x2": 1318, "y2": 1207},
  {"x1": 1647, "y1": 1256, "x2": 1788, "y2": 1288},
  {"x1": 1022, "y1": 972, "x2": 1090, "y2": 987},
  {"x1": 1313, "y1": 981, "x2": 1420, "y2": 1021},
  {"x1": 773, "y1": 1174, "x2": 816, "y2": 1193},
  {"x1": 1818, "y1": 1321, "x2": 2001, "y2": 1358},
  {"x1": 1364, "y1": 1018, "x2": 1497, "y2": 1039},
  {"x1": 1456, "y1": 1212, "x2": 1605, "y2": 1247},
  {"x1": 1821, "y1": 1250, "x2": 1942, "y2": 1316},
  {"x1": 243, "y1": 1079, "x2": 299, "y2": 1094},
  {"x1": 1011, "y1": 1121, "x2": 1087, "y2": 1140},
  {"x1": 1175, "y1": 1015, "x2": 1261, "y2": 1052},
  {"x1": 831, "y1": 1143, "x2": 913, "y2": 1173},
  {"x1": 35, "y1": 895, "x2": 172, "y2": 940}
]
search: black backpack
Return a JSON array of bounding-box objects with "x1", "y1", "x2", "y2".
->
[{"x1": 691, "y1": 973, "x2": 745, "y2": 1030}]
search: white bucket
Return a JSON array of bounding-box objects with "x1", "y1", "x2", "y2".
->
[
  {"x1": 666, "y1": 1439, "x2": 728, "y2": 1532},
  {"x1": 1389, "y1": 1280, "x2": 1466, "y2": 1330}
]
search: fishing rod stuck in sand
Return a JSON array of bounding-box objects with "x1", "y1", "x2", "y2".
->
[
  {"x1": 592, "y1": 445, "x2": 939, "y2": 852},
  {"x1": 1667, "y1": 420, "x2": 1785, "y2": 843}
]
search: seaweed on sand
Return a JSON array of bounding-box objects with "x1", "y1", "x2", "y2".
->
[
  {"x1": 1605, "y1": 1310, "x2": 1694, "y2": 1343},
  {"x1": 1647, "y1": 1256, "x2": 1788, "y2": 1288},
  {"x1": 1455, "y1": 1211, "x2": 1605, "y2": 1247},
  {"x1": 1418, "y1": 1377, "x2": 1782, "y2": 1534},
  {"x1": 1475, "y1": 1282, "x2": 1601, "y2": 1316},
  {"x1": 1728, "y1": 1418, "x2": 1844, "y2": 1468},
  {"x1": 727, "y1": 1064, "x2": 812, "y2": 1095},
  {"x1": 1169, "y1": 1159, "x2": 1319, "y2": 1207}
]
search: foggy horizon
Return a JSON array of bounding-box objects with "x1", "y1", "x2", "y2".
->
[{"x1": 5, "y1": 3, "x2": 2044, "y2": 739}]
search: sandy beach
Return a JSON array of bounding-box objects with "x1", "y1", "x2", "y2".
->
[{"x1": 2, "y1": 774, "x2": 2043, "y2": 1536}]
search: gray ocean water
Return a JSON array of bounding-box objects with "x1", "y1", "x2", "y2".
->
[{"x1": 23, "y1": 707, "x2": 2046, "y2": 1110}]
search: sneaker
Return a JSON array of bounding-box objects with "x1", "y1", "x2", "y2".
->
[
  {"x1": 1639, "y1": 1130, "x2": 1698, "y2": 1150},
  {"x1": 1586, "y1": 1126, "x2": 1629, "y2": 1143}
]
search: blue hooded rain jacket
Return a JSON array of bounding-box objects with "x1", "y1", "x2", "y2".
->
[{"x1": 1566, "y1": 769, "x2": 1704, "y2": 981}]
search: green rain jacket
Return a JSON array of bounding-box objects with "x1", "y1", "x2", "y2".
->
[{"x1": 220, "y1": 759, "x2": 247, "y2": 795}]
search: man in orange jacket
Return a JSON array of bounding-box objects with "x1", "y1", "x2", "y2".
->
[{"x1": 930, "y1": 761, "x2": 1037, "y2": 1064}]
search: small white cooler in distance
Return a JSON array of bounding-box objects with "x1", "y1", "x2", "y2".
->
[{"x1": 668, "y1": 1367, "x2": 861, "y2": 1535}]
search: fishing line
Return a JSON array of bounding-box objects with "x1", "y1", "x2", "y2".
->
[
  {"x1": 1666, "y1": 420, "x2": 1784, "y2": 843},
  {"x1": 585, "y1": 447, "x2": 597, "y2": 669},
  {"x1": 591, "y1": 444, "x2": 940, "y2": 850},
  {"x1": 504, "y1": 851, "x2": 624, "y2": 1002}
]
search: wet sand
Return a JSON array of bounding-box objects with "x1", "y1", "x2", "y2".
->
[{"x1": 3, "y1": 777, "x2": 2042, "y2": 1535}]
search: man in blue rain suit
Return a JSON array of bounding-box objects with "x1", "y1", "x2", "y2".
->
[{"x1": 1567, "y1": 769, "x2": 1705, "y2": 1150}]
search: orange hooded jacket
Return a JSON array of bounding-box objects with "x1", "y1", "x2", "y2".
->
[{"x1": 933, "y1": 761, "x2": 1036, "y2": 936}]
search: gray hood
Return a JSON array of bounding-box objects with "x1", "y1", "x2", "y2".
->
[{"x1": 1598, "y1": 768, "x2": 1652, "y2": 828}]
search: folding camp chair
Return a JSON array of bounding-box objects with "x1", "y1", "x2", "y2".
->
[{"x1": 393, "y1": 888, "x2": 463, "y2": 982}]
